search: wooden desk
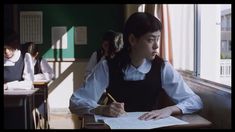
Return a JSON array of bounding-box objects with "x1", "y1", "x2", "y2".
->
[
  {"x1": 80, "y1": 114, "x2": 212, "y2": 129},
  {"x1": 33, "y1": 81, "x2": 50, "y2": 129},
  {"x1": 4, "y1": 88, "x2": 39, "y2": 129},
  {"x1": 163, "y1": 114, "x2": 212, "y2": 129}
]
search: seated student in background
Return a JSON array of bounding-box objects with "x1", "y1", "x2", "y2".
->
[
  {"x1": 23, "y1": 42, "x2": 54, "y2": 82},
  {"x1": 84, "y1": 30, "x2": 123, "y2": 80},
  {"x1": 4, "y1": 29, "x2": 34, "y2": 90},
  {"x1": 4, "y1": 29, "x2": 35, "y2": 129},
  {"x1": 23, "y1": 42, "x2": 54, "y2": 125},
  {"x1": 69, "y1": 12, "x2": 203, "y2": 120}
]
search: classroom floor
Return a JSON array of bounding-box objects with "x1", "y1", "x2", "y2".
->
[{"x1": 49, "y1": 112, "x2": 81, "y2": 129}]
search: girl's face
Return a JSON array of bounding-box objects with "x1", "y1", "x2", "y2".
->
[
  {"x1": 102, "y1": 41, "x2": 110, "y2": 56},
  {"x1": 131, "y1": 31, "x2": 161, "y2": 61},
  {"x1": 4, "y1": 46, "x2": 15, "y2": 59},
  {"x1": 31, "y1": 52, "x2": 39, "y2": 60}
]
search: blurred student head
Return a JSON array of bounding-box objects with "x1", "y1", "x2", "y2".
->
[
  {"x1": 4, "y1": 28, "x2": 19, "y2": 59},
  {"x1": 101, "y1": 30, "x2": 124, "y2": 58},
  {"x1": 24, "y1": 42, "x2": 39, "y2": 60}
]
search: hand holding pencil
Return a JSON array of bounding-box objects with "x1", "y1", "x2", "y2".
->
[
  {"x1": 106, "y1": 92, "x2": 127, "y2": 116},
  {"x1": 92, "y1": 92, "x2": 127, "y2": 117},
  {"x1": 106, "y1": 93, "x2": 117, "y2": 102}
]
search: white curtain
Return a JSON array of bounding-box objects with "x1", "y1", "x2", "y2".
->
[{"x1": 168, "y1": 4, "x2": 194, "y2": 71}]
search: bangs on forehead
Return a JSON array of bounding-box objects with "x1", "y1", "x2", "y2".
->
[
  {"x1": 124, "y1": 12, "x2": 162, "y2": 40},
  {"x1": 145, "y1": 31, "x2": 161, "y2": 37}
]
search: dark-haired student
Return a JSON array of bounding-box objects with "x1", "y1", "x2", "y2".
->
[
  {"x1": 4, "y1": 29, "x2": 34, "y2": 129},
  {"x1": 69, "y1": 12, "x2": 203, "y2": 120},
  {"x1": 4, "y1": 30, "x2": 33, "y2": 90},
  {"x1": 23, "y1": 42, "x2": 54, "y2": 128},
  {"x1": 84, "y1": 30, "x2": 123, "y2": 80},
  {"x1": 23, "y1": 42, "x2": 54, "y2": 82}
]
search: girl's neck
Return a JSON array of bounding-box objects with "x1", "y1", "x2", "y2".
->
[{"x1": 129, "y1": 52, "x2": 144, "y2": 68}]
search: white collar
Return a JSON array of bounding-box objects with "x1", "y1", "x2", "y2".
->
[
  {"x1": 4, "y1": 49, "x2": 21, "y2": 63},
  {"x1": 128, "y1": 59, "x2": 151, "y2": 74}
]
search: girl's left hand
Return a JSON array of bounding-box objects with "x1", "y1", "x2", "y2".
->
[{"x1": 138, "y1": 107, "x2": 174, "y2": 120}]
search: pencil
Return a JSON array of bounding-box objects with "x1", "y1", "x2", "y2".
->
[
  {"x1": 106, "y1": 92, "x2": 128, "y2": 115},
  {"x1": 106, "y1": 93, "x2": 117, "y2": 102}
]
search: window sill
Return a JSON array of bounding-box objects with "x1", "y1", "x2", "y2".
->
[{"x1": 177, "y1": 70, "x2": 231, "y2": 95}]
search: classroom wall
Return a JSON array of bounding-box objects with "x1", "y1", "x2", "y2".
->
[
  {"x1": 47, "y1": 60, "x2": 88, "y2": 112},
  {"x1": 15, "y1": 4, "x2": 125, "y2": 111},
  {"x1": 18, "y1": 4, "x2": 124, "y2": 59},
  {"x1": 124, "y1": 4, "x2": 140, "y2": 21}
]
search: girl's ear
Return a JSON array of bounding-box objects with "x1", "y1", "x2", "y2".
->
[{"x1": 128, "y1": 34, "x2": 136, "y2": 47}]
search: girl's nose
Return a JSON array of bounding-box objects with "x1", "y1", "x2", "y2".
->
[{"x1": 153, "y1": 41, "x2": 158, "y2": 50}]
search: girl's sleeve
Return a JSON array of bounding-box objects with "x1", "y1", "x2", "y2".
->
[
  {"x1": 22, "y1": 53, "x2": 34, "y2": 81},
  {"x1": 161, "y1": 61, "x2": 203, "y2": 114},
  {"x1": 69, "y1": 59, "x2": 109, "y2": 115},
  {"x1": 84, "y1": 51, "x2": 98, "y2": 79},
  {"x1": 39, "y1": 59, "x2": 55, "y2": 81}
]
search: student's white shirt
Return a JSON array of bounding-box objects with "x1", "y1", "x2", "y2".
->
[
  {"x1": 70, "y1": 58, "x2": 203, "y2": 115},
  {"x1": 33, "y1": 56, "x2": 54, "y2": 81},
  {"x1": 4, "y1": 50, "x2": 33, "y2": 90},
  {"x1": 84, "y1": 51, "x2": 105, "y2": 80},
  {"x1": 24, "y1": 53, "x2": 55, "y2": 82}
]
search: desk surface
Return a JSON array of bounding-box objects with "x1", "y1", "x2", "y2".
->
[
  {"x1": 33, "y1": 81, "x2": 49, "y2": 85},
  {"x1": 81, "y1": 114, "x2": 212, "y2": 129},
  {"x1": 162, "y1": 114, "x2": 212, "y2": 129},
  {"x1": 4, "y1": 88, "x2": 39, "y2": 95}
]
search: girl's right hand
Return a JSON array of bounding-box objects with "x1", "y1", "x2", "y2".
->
[{"x1": 93, "y1": 102, "x2": 126, "y2": 117}]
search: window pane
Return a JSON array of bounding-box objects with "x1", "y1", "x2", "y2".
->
[{"x1": 200, "y1": 4, "x2": 231, "y2": 86}]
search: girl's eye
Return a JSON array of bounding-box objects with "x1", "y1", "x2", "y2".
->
[{"x1": 148, "y1": 39, "x2": 154, "y2": 43}]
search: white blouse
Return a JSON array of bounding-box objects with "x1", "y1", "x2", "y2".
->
[
  {"x1": 84, "y1": 51, "x2": 105, "y2": 80},
  {"x1": 4, "y1": 51, "x2": 54, "y2": 90},
  {"x1": 69, "y1": 58, "x2": 203, "y2": 115},
  {"x1": 4, "y1": 50, "x2": 33, "y2": 90},
  {"x1": 24, "y1": 53, "x2": 54, "y2": 82}
]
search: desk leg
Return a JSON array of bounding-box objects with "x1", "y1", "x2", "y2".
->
[
  {"x1": 24, "y1": 97, "x2": 27, "y2": 129},
  {"x1": 31, "y1": 93, "x2": 35, "y2": 129},
  {"x1": 27, "y1": 95, "x2": 34, "y2": 129},
  {"x1": 44, "y1": 88, "x2": 49, "y2": 129},
  {"x1": 34, "y1": 84, "x2": 50, "y2": 129},
  {"x1": 24, "y1": 96, "x2": 33, "y2": 129}
]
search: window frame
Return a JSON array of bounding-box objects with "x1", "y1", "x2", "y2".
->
[{"x1": 192, "y1": 4, "x2": 231, "y2": 88}]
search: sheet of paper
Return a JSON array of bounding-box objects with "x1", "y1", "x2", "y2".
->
[{"x1": 95, "y1": 112, "x2": 188, "y2": 129}]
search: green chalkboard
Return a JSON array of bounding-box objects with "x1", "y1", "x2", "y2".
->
[{"x1": 18, "y1": 4, "x2": 124, "y2": 59}]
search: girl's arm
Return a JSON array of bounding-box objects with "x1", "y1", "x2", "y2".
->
[{"x1": 37, "y1": 58, "x2": 55, "y2": 81}]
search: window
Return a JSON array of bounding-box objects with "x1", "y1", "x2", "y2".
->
[
  {"x1": 169, "y1": 4, "x2": 231, "y2": 87},
  {"x1": 199, "y1": 4, "x2": 231, "y2": 86},
  {"x1": 221, "y1": 40, "x2": 227, "y2": 57}
]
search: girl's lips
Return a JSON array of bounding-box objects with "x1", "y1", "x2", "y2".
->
[{"x1": 152, "y1": 52, "x2": 157, "y2": 56}]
